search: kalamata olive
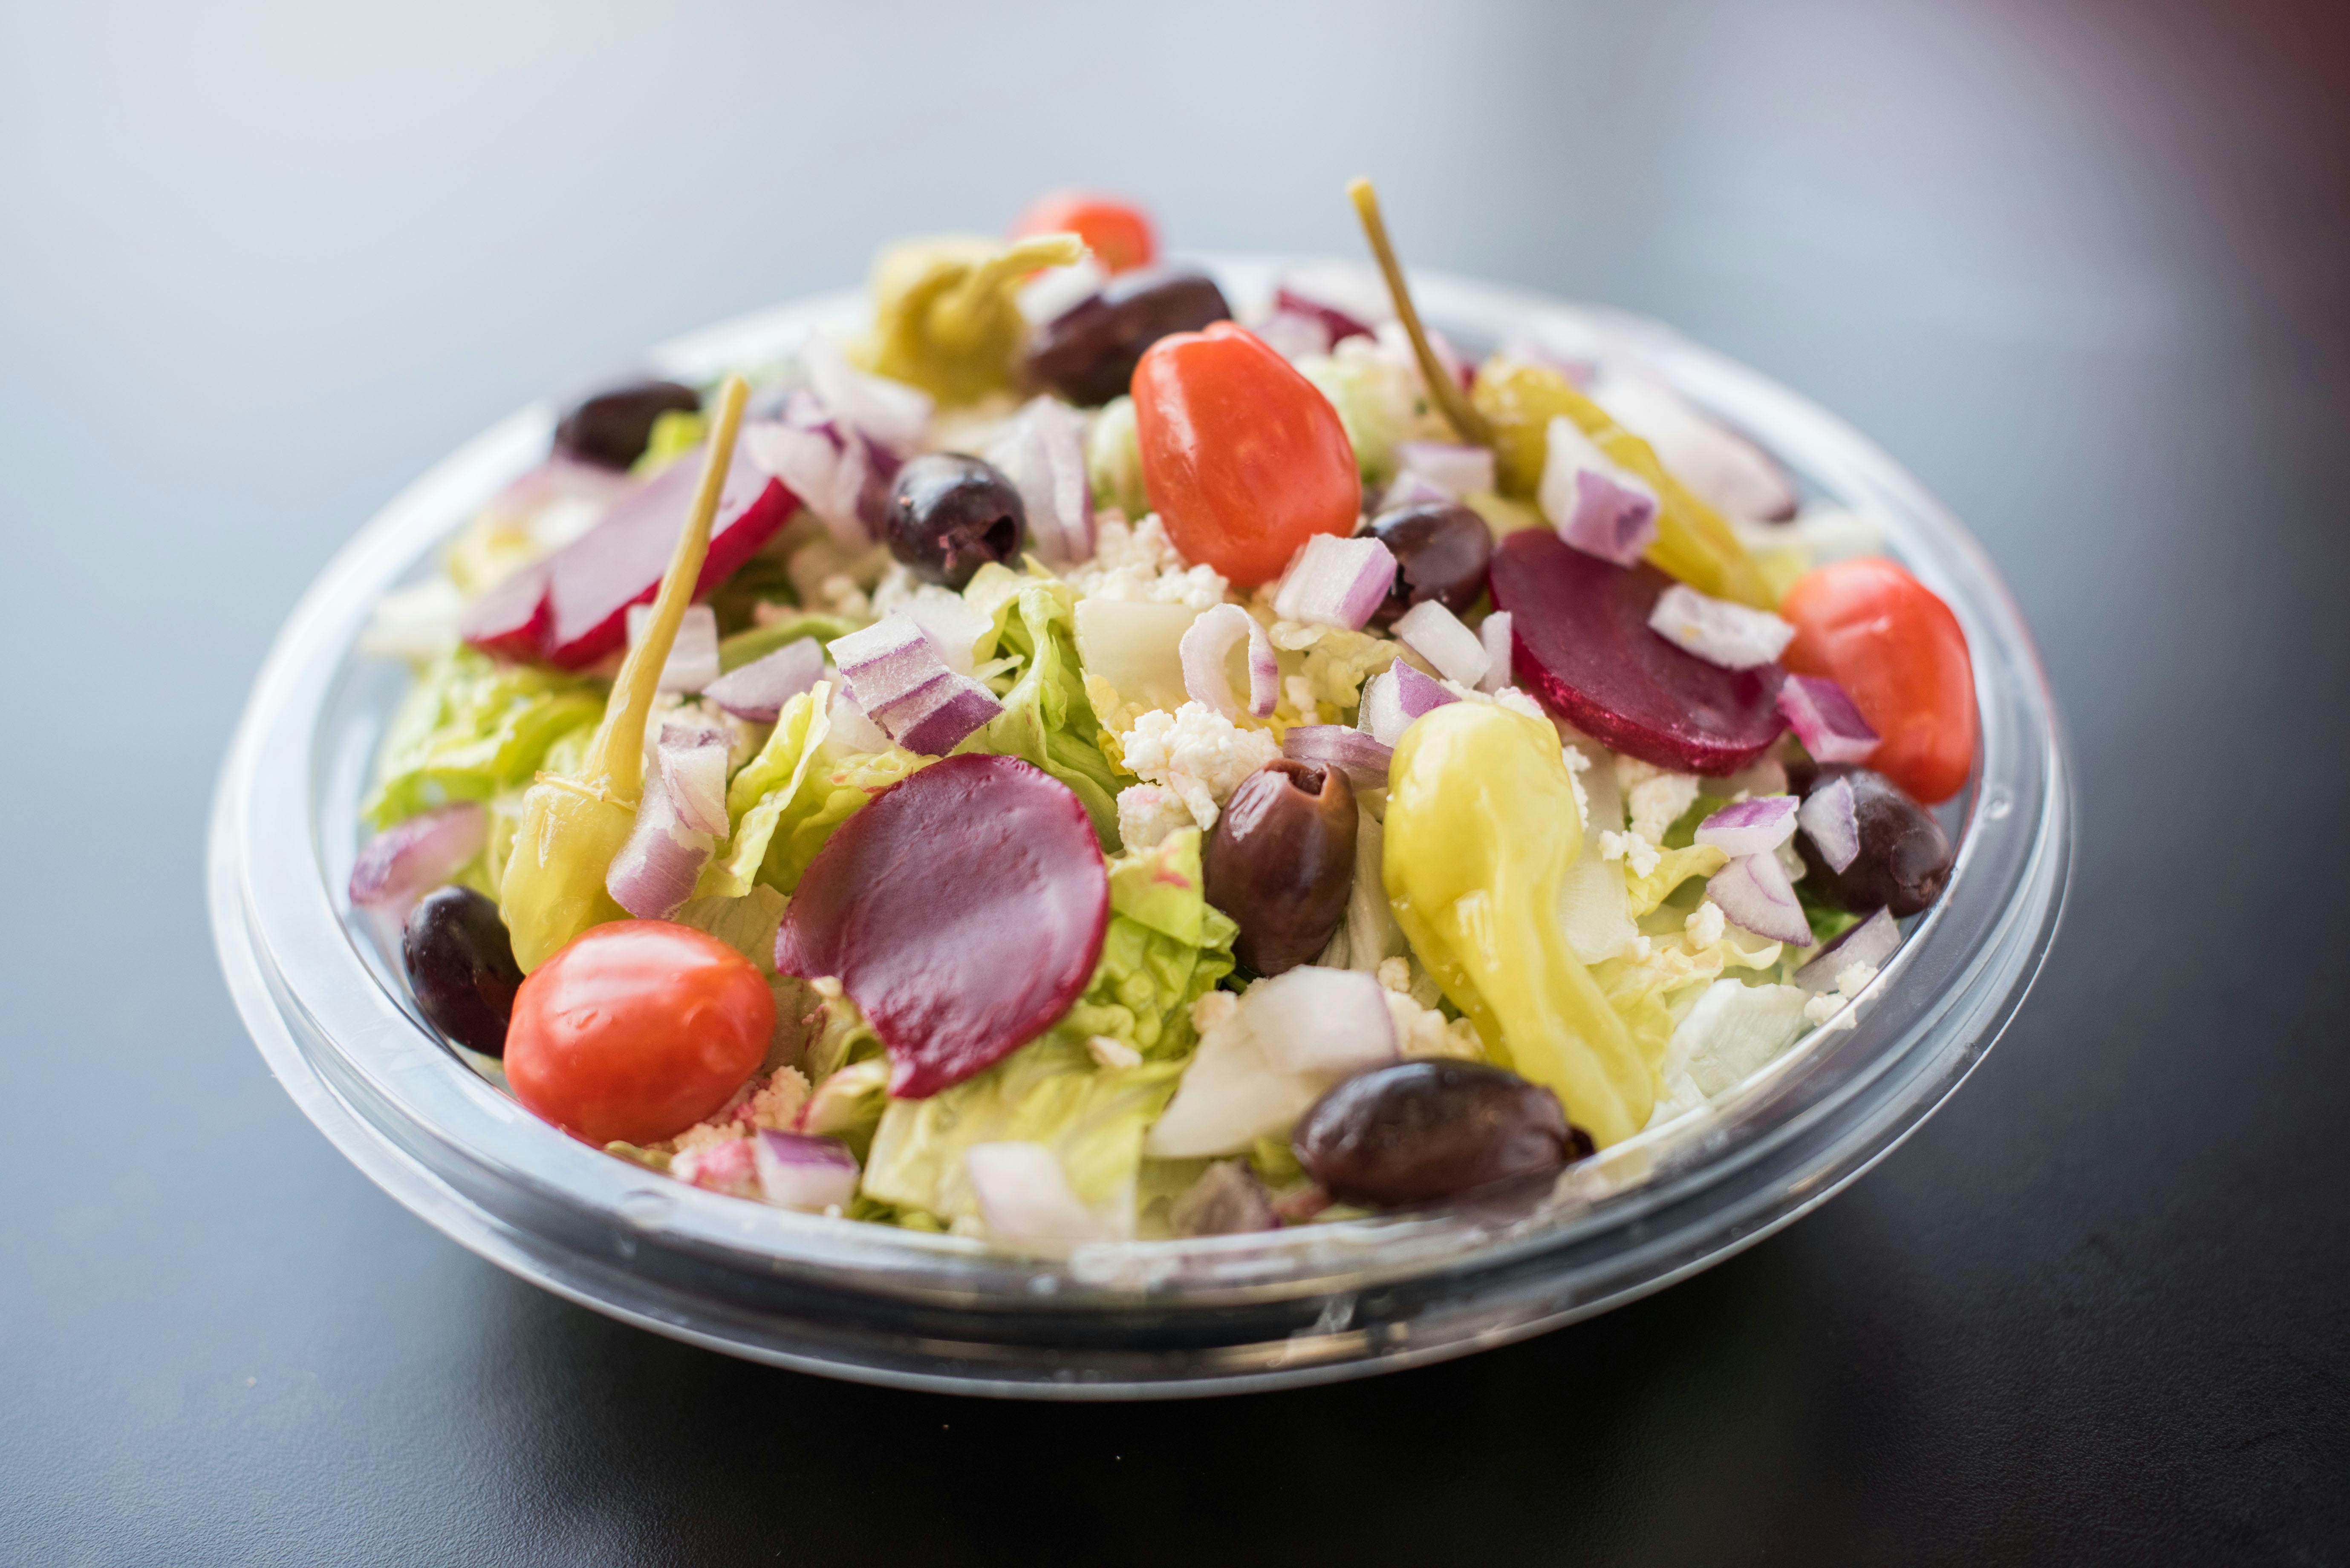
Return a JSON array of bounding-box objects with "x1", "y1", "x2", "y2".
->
[
  {"x1": 1022, "y1": 267, "x2": 1233, "y2": 406},
  {"x1": 1203, "y1": 760, "x2": 1357, "y2": 977},
  {"x1": 1294, "y1": 1060, "x2": 1591, "y2": 1207},
  {"x1": 1366, "y1": 501, "x2": 1494, "y2": 628},
  {"x1": 884, "y1": 453, "x2": 1027, "y2": 589},
  {"x1": 1790, "y1": 763, "x2": 1954, "y2": 916},
  {"x1": 552, "y1": 379, "x2": 702, "y2": 470},
  {"x1": 400, "y1": 886, "x2": 524, "y2": 1057}
]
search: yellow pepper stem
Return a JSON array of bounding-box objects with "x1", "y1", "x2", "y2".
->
[{"x1": 1346, "y1": 177, "x2": 1493, "y2": 448}]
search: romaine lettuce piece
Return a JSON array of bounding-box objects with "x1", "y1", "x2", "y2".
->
[
  {"x1": 699, "y1": 683, "x2": 926, "y2": 898},
  {"x1": 363, "y1": 649, "x2": 602, "y2": 829},
  {"x1": 962, "y1": 566, "x2": 1123, "y2": 846}
]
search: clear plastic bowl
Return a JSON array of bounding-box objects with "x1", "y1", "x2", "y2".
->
[{"x1": 208, "y1": 260, "x2": 2071, "y2": 1398}]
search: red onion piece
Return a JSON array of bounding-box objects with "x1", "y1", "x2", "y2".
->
[
  {"x1": 965, "y1": 1142, "x2": 1106, "y2": 1248},
  {"x1": 1394, "y1": 441, "x2": 1495, "y2": 499},
  {"x1": 1776, "y1": 674, "x2": 1881, "y2": 764},
  {"x1": 702, "y1": 637, "x2": 823, "y2": 723},
  {"x1": 1541, "y1": 418, "x2": 1659, "y2": 566},
  {"x1": 1393, "y1": 600, "x2": 1490, "y2": 688},
  {"x1": 828, "y1": 614, "x2": 1003, "y2": 755},
  {"x1": 1356, "y1": 662, "x2": 1456, "y2": 747},
  {"x1": 1706, "y1": 851, "x2": 1812, "y2": 945},
  {"x1": 1144, "y1": 965, "x2": 1397, "y2": 1158},
  {"x1": 624, "y1": 602, "x2": 720, "y2": 693},
  {"x1": 1648, "y1": 583, "x2": 1796, "y2": 671},
  {"x1": 605, "y1": 787, "x2": 715, "y2": 920},
  {"x1": 1274, "y1": 268, "x2": 1383, "y2": 344},
  {"x1": 985, "y1": 396, "x2": 1094, "y2": 564},
  {"x1": 1282, "y1": 725, "x2": 1393, "y2": 789},
  {"x1": 349, "y1": 804, "x2": 486, "y2": 910},
  {"x1": 801, "y1": 335, "x2": 932, "y2": 457},
  {"x1": 1476, "y1": 611, "x2": 1514, "y2": 694},
  {"x1": 1271, "y1": 533, "x2": 1397, "y2": 630},
  {"x1": 1797, "y1": 774, "x2": 1861, "y2": 872},
  {"x1": 898, "y1": 589, "x2": 993, "y2": 676},
  {"x1": 1795, "y1": 906, "x2": 1900, "y2": 992},
  {"x1": 1694, "y1": 794, "x2": 1799, "y2": 858},
  {"x1": 1375, "y1": 470, "x2": 1453, "y2": 513},
  {"x1": 752, "y1": 1130, "x2": 860, "y2": 1212},
  {"x1": 743, "y1": 412, "x2": 872, "y2": 548},
  {"x1": 1591, "y1": 370, "x2": 1797, "y2": 522},
  {"x1": 824, "y1": 679, "x2": 892, "y2": 755},
  {"x1": 1178, "y1": 604, "x2": 1278, "y2": 719},
  {"x1": 1253, "y1": 309, "x2": 1335, "y2": 361},
  {"x1": 656, "y1": 721, "x2": 733, "y2": 836}
]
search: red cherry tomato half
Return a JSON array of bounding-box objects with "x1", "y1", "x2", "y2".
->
[
  {"x1": 1010, "y1": 191, "x2": 1156, "y2": 274},
  {"x1": 505, "y1": 920, "x2": 774, "y2": 1146},
  {"x1": 1780, "y1": 557, "x2": 1977, "y2": 804},
  {"x1": 1131, "y1": 322, "x2": 1362, "y2": 588}
]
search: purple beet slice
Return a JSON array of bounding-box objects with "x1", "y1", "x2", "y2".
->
[
  {"x1": 459, "y1": 448, "x2": 797, "y2": 669},
  {"x1": 773, "y1": 753, "x2": 1109, "y2": 1099},
  {"x1": 1489, "y1": 531, "x2": 1786, "y2": 775}
]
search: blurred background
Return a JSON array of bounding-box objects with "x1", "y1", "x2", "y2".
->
[{"x1": 4, "y1": 1, "x2": 2345, "y2": 1562}]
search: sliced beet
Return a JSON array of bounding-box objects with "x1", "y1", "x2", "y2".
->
[
  {"x1": 458, "y1": 449, "x2": 797, "y2": 669},
  {"x1": 773, "y1": 753, "x2": 1109, "y2": 1100},
  {"x1": 1489, "y1": 531, "x2": 1786, "y2": 775}
]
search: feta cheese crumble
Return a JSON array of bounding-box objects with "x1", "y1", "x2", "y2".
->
[{"x1": 1117, "y1": 702, "x2": 1281, "y2": 831}]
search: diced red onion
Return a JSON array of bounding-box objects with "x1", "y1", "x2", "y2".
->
[
  {"x1": 1393, "y1": 600, "x2": 1490, "y2": 688},
  {"x1": 1476, "y1": 611, "x2": 1514, "y2": 694},
  {"x1": 965, "y1": 1142, "x2": 1106, "y2": 1248},
  {"x1": 1591, "y1": 370, "x2": 1796, "y2": 522},
  {"x1": 1795, "y1": 907, "x2": 1901, "y2": 992},
  {"x1": 1706, "y1": 851, "x2": 1813, "y2": 945},
  {"x1": 670, "y1": 1138, "x2": 759, "y2": 1197},
  {"x1": 742, "y1": 417, "x2": 871, "y2": 548},
  {"x1": 1274, "y1": 265, "x2": 1385, "y2": 343},
  {"x1": 1144, "y1": 964, "x2": 1397, "y2": 1158},
  {"x1": 1254, "y1": 309, "x2": 1335, "y2": 361},
  {"x1": 897, "y1": 589, "x2": 995, "y2": 676},
  {"x1": 1694, "y1": 794, "x2": 1799, "y2": 858},
  {"x1": 1282, "y1": 725, "x2": 1393, "y2": 789},
  {"x1": 656, "y1": 721, "x2": 733, "y2": 836},
  {"x1": 801, "y1": 335, "x2": 932, "y2": 457},
  {"x1": 1271, "y1": 533, "x2": 1396, "y2": 630},
  {"x1": 828, "y1": 614, "x2": 1002, "y2": 755},
  {"x1": 1798, "y1": 774, "x2": 1861, "y2": 873},
  {"x1": 1648, "y1": 583, "x2": 1796, "y2": 670},
  {"x1": 1376, "y1": 470, "x2": 1454, "y2": 513},
  {"x1": 823, "y1": 678, "x2": 892, "y2": 755},
  {"x1": 1356, "y1": 661, "x2": 1457, "y2": 747},
  {"x1": 1541, "y1": 418, "x2": 1659, "y2": 566},
  {"x1": 985, "y1": 396, "x2": 1094, "y2": 564},
  {"x1": 623, "y1": 602, "x2": 721, "y2": 693},
  {"x1": 702, "y1": 637, "x2": 823, "y2": 723},
  {"x1": 349, "y1": 803, "x2": 485, "y2": 911},
  {"x1": 606, "y1": 787, "x2": 715, "y2": 921},
  {"x1": 1391, "y1": 660, "x2": 1456, "y2": 720},
  {"x1": 752, "y1": 1130, "x2": 860, "y2": 1212},
  {"x1": 1777, "y1": 674, "x2": 1880, "y2": 764},
  {"x1": 1179, "y1": 603, "x2": 1278, "y2": 719},
  {"x1": 1394, "y1": 441, "x2": 1495, "y2": 500}
]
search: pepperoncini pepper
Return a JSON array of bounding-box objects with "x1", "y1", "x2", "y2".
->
[
  {"x1": 499, "y1": 375, "x2": 750, "y2": 971},
  {"x1": 859, "y1": 233, "x2": 1088, "y2": 404},
  {"x1": 1382, "y1": 701, "x2": 1653, "y2": 1145},
  {"x1": 1472, "y1": 357, "x2": 1773, "y2": 609}
]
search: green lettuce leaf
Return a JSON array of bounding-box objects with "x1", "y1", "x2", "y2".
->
[
  {"x1": 699, "y1": 683, "x2": 926, "y2": 898},
  {"x1": 961, "y1": 566, "x2": 1122, "y2": 846},
  {"x1": 363, "y1": 649, "x2": 603, "y2": 829}
]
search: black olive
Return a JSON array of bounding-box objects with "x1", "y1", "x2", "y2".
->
[
  {"x1": 552, "y1": 379, "x2": 702, "y2": 470},
  {"x1": 1294, "y1": 1060, "x2": 1588, "y2": 1208},
  {"x1": 1021, "y1": 267, "x2": 1233, "y2": 406},
  {"x1": 1204, "y1": 760, "x2": 1357, "y2": 977},
  {"x1": 400, "y1": 886, "x2": 524, "y2": 1057},
  {"x1": 1789, "y1": 763, "x2": 1954, "y2": 916},
  {"x1": 884, "y1": 454, "x2": 1027, "y2": 589},
  {"x1": 1365, "y1": 501, "x2": 1493, "y2": 628}
]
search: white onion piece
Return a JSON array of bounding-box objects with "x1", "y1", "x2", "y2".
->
[
  {"x1": 1249, "y1": 966, "x2": 1397, "y2": 1077},
  {"x1": 1394, "y1": 441, "x2": 1495, "y2": 499},
  {"x1": 1591, "y1": 370, "x2": 1797, "y2": 522},
  {"x1": 742, "y1": 417, "x2": 871, "y2": 548},
  {"x1": 1145, "y1": 966, "x2": 1397, "y2": 1158},
  {"x1": 985, "y1": 396, "x2": 1093, "y2": 563},
  {"x1": 1282, "y1": 725, "x2": 1393, "y2": 789},
  {"x1": 624, "y1": 602, "x2": 721, "y2": 693},
  {"x1": 1540, "y1": 418, "x2": 1659, "y2": 566},
  {"x1": 827, "y1": 614, "x2": 1001, "y2": 756},
  {"x1": 800, "y1": 334, "x2": 932, "y2": 457},
  {"x1": 1477, "y1": 611, "x2": 1515, "y2": 694},
  {"x1": 1795, "y1": 907, "x2": 1901, "y2": 992},
  {"x1": 1392, "y1": 600, "x2": 1490, "y2": 688},
  {"x1": 897, "y1": 588, "x2": 994, "y2": 676},
  {"x1": 702, "y1": 637, "x2": 823, "y2": 723},
  {"x1": 1356, "y1": 663, "x2": 1456, "y2": 747},
  {"x1": 1694, "y1": 794, "x2": 1799, "y2": 858},
  {"x1": 1178, "y1": 604, "x2": 1278, "y2": 719},
  {"x1": 965, "y1": 1142, "x2": 1106, "y2": 1249},
  {"x1": 1271, "y1": 533, "x2": 1397, "y2": 630},
  {"x1": 1648, "y1": 584, "x2": 1796, "y2": 670},
  {"x1": 1706, "y1": 851, "x2": 1812, "y2": 945},
  {"x1": 1777, "y1": 674, "x2": 1880, "y2": 764},
  {"x1": 752, "y1": 1131, "x2": 860, "y2": 1212},
  {"x1": 1798, "y1": 775, "x2": 1862, "y2": 872},
  {"x1": 1376, "y1": 470, "x2": 1454, "y2": 513},
  {"x1": 823, "y1": 678, "x2": 892, "y2": 756},
  {"x1": 655, "y1": 721, "x2": 733, "y2": 836},
  {"x1": 349, "y1": 803, "x2": 486, "y2": 910},
  {"x1": 606, "y1": 787, "x2": 715, "y2": 920}
]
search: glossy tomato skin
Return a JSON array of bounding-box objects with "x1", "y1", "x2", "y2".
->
[
  {"x1": 1132, "y1": 322, "x2": 1362, "y2": 587},
  {"x1": 1780, "y1": 557, "x2": 1976, "y2": 804},
  {"x1": 1010, "y1": 191, "x2": 1155, "y2": 273},
  {"x1": 505, "y1": 920, "x2": 774, "y2": 1146}
]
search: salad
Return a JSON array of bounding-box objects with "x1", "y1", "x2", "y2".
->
[{"x1": 350, "y1": 183, "x2": 1975, "y2": 1253}]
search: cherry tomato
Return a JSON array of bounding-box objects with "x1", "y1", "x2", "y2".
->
[
  {"x1": 505, "y1": 920, "x2": 774, "y2": 1145},
  {"x1": 1132, "y1": 322, "x2": 1362, "y2": 587},
  {"x1": 1010, "y1": 191, "x2": 1156, "y2": 274},
  {"x1": 1780, "y1": 557, "x2": 1976, "y2": 804}
]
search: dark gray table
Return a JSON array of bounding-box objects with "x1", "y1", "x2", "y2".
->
[{"x1": 5, "y1": 1, "x2": 2344, "y2": 1561}]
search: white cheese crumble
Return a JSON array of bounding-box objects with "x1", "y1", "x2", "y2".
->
[
  {"x1": 1114, "y1": 783, "x2": 1196, "y2": 851},
  {"x1": 1376, "y1": 958, "x2": 1482, "y2": 1059},
  {"x1": 1599, "y1": 829, "x2": 1662, "y2": 879},
  {"x1": 1065, "y1": 514, "x2": 1229, "y2": 612},
  {"x1": 1117, "y1": 703, "x2": 1281, "y2": 832}
]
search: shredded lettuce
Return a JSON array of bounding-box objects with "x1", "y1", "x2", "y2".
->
[
  {"x1": 363, "y1": 649, "x2": 602, "y2": 829},
  {"x1": 1297, "y1": 338, "x2": 1442, "y2": 483},
  {"x1": 1053, "y1": 829, "x2": 1238, "y2": 1060},
  {"x1": 1086, "y1": 395, "x2": 1149, "y2": 519},
  {"x1": 962, "y1": 566, "x2": 1123, "y2": 846},
  {"x1": 701, "y1": 683, "x2": 926, "y2": 898}
]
